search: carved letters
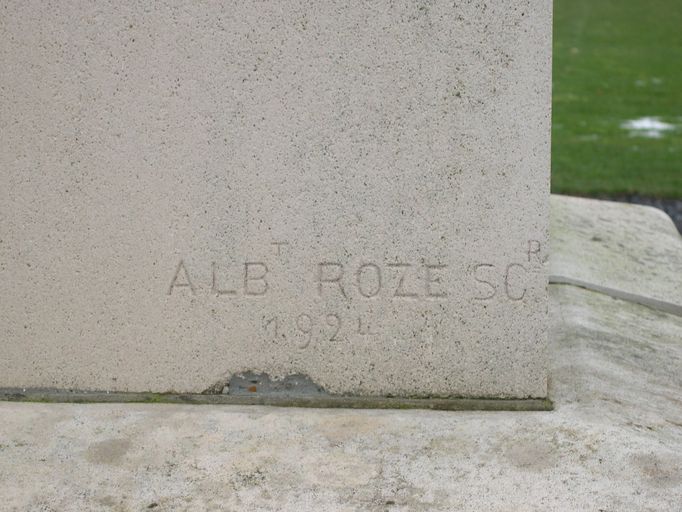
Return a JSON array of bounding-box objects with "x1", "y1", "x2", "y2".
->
[
  {"x1": 167, "y1": 240, "x2": 542, "y2": 348},
  {"x1": 169, "y1": 258, "x2": 534, "y2": 302},
  {"x1": 169, "y1": 261, "x2": 270, "y2": 296},
  {"x1": 317, "y1": 262, "x2": 447, "y2": 300},
  {"x1": 167, "y1": 239, "x2": 541, "y2": 302}
]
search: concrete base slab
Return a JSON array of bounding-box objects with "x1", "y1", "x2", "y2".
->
[{"x1": 1, "y1": 284, "x2": 681, "y2": 511}]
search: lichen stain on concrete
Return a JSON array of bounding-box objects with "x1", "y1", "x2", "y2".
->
[
  {"x1": 85, "y1": 438, "x2": 131, "y2": 466},
  {"x1": 233, "y1": 468, "x2": 268, "y2": 491},
  {"x1": 631, "y1": 453, "x2": 682, "y2": 488},
  {"x1": 503, "y1": 437, "x2": 559, "y2": 471}
]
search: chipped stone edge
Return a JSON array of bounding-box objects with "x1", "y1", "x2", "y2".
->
[{"x1": 0, "y1": 388, "x2": 553, "y2": 412}]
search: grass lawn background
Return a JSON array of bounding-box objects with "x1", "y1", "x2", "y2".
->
[{"x1": 552, "y1": 0, "x2": 682, "y2": 198}]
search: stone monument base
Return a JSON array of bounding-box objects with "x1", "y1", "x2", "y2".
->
[{"x1": 1, "y1": 196, "x2": 681, "y2": 511}]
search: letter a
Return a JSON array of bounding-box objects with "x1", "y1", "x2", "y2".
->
[{"x1": 168, "y1": 259, "x2": 196, "y2": 295}]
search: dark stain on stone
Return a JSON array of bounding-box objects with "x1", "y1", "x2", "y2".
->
[
  {"x1": 85, "y1": 438, "x2": 131, "y2": 466},
  {"x1": 203, "y1": 371, "x2": 328, "y2": 397},
  {"x1": 631, "y1": 453, "x2": 681, "y2": 488}
]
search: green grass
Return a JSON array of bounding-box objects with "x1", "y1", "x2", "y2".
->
[{"x1": 552, "y1": 0, "x2": 682, "y2": 198}]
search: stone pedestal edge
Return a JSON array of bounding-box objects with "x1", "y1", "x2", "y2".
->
[{"x1": 0, "y1": 389, "x2": 553, "y2": 412}]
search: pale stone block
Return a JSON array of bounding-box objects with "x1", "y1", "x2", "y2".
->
[{"x1": 0, "y1": 1, "x2": 552, "y2": 398}]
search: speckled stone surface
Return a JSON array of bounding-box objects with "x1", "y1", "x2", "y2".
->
[
  {"x1": 0, "y1": 1, "x2": 552, "y2": 398},
  {"x1": 607, "y1": 195, "x2": 682, "y2": 234},
  {"x1": 1, "y1": 284, "x2": 681, "y2": 512}
]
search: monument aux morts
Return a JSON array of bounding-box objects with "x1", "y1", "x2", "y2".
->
[{"x1": 0, "y1": 1, "x2": 552, "y2": 406}]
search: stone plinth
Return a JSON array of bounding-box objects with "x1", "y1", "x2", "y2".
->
[{"x1": 0, "y1": 1, "x2": 552, "y2": 399}]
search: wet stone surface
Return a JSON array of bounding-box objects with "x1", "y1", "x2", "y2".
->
[{"x1": 225, "y1": 372, "x2": 327, "y2": 397}]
